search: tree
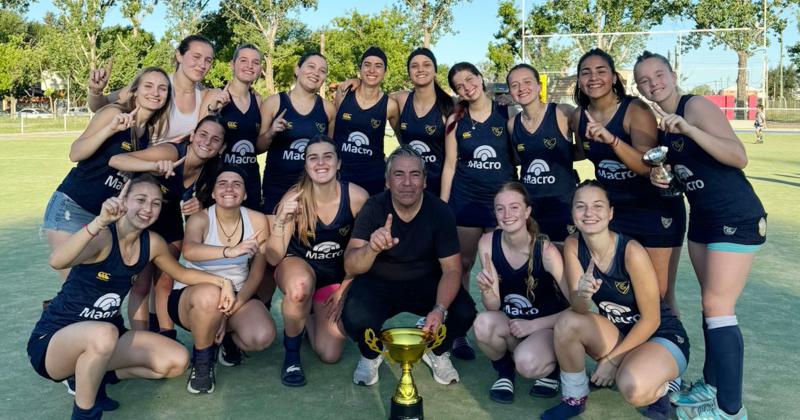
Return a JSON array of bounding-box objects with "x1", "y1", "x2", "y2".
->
[
  {"x1": 221, "y1": 0, "x2": 317, "y2": 94},
  {"x1": 687, "y1": 0, "x2": 788, "y2": 118},
  {"x1": 0, "y1": 0, "x2": 31, "y2": 13},
  {"x1": 323, "y1": 8, "x2": 417, "y2": 93},
  {"x1": 768, "y1": 65, "x2": 798, "y2": 99},
  {"x1": 120, "y1": 0, "x2": 156, "y2": 37},
  {"x1": 164, "y1": 0, "x2": 211, "y2": 42},
  {"x1": 50, "y1": 0, "x2": 115, "y2": 75},
  {"x1": 394, "y1": 0, "x2": 470, "y2": 48},
  {"x1": 689, "y1": 84, "x2": 715, "y2": 96}
]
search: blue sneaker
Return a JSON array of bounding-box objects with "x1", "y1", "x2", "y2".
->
[
  {"x1": 670, "y1": 379, "x2": 717, "y2": 407},
  {"x1": 677, "y1": 400, "x2": 748, "y2": 420},
  {"x1": 541, "y1": 397, "x2": 587, "y2": 420}
]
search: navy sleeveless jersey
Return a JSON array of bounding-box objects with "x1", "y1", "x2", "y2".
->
[
  {"x1": 451, "y1": 102, "x2": 517, "y2": 203},
  {"x1": 492, "y1": 231, "x2": 568, "y2": 320},
  {"x1": 57, "y1": 128, "x2": 149, "y2": 215},
  {"x1": 263, "y1": 93, "x2": 329, "y2": 206},
  {"x1": 334, "y1": 90, "x2": 389, "y2": 194},
  {"x1": 578, "y1": 96, "x2": 661, "y2": 206},
  {"x1": 286, "y1": 182, "x2": 354, "y2": 288},
  {"x1": 512, "y1": 103, "x2": 577, "y2": 199},
  {"x1": 660, "y1": 95, "x2": 765, "y2": 224},
  {"x1": 577, "y1": 233, "x2": 683, "y2": 336},
  {"x1": 398, "y1": 91, "x2": 446, "y2": 194},
  {"x1": 150, "y1": 142, "x2": 194, "y2": 242},
  {"x1": 32, "y1": 224, "x2": 150, "y2": 335},
  {"x1": 220, "y1": 91, "x2": 262, "y2": 209}
]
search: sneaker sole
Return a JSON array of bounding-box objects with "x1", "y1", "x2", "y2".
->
[
  {"x1": 186, "y1": 383, "x2": 214, "y2": 394},
  {"x1": 217, "y1": 350, "x2": 240, "y2": 367},
  {"x1": 422, "y1": 355, "x2": 459, "y2": 385}
]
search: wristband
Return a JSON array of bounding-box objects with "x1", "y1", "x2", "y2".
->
[
  {"x1": 84, "y1": 224, "x2": 98, "y2": 237},
  {"x1": 610, "y1": 136, "x2": 620, "y2": 148},
  {"x1": 222, "y1": 246, "x2": 229, "y2": 258}
]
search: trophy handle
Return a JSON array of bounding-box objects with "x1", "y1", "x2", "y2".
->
[
  {"x1": 425, "y1": 325, "x2": 447, "y2": 352},
  {"x1": 364, "y1": 328, "x2": 391, "y2": 362}
]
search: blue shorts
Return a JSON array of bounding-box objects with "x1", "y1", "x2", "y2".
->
[
  {"x1": 649, "y1": 336, "x2": 689, "y2": 375},
  {"x1": 687, "y1": 215, "x2": 767, "y2": 246},
  {"x1": 448, "y1": 193, "x2": 496, "y2": 228},
  {"x1": 530, "y1": 195, "x2": 574, "y2": 242},
  {"x1": 41, "y1": 191, "x2": 95, "y2": 233},
  {"x1": 611, "y1": 199, "x2": 686, "y2": 248}
]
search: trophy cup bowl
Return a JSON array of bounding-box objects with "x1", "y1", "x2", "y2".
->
[
  {"x1": 364, "y1": 326, "x2": 446, "y2": 420},
  {"x1": 643, "y1": 146, "x2": 683, "y2": 197}
]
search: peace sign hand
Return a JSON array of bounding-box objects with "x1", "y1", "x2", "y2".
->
[
  {"x1": 227, "y1": 229, "x2": 264, "y2": 258},
  {"x1": 109, "y1": 107, "x2": 139, "y2": 133},
  {"x1": 89, "y1": 58, "x2": 113, "y2": 95},
  {"x1": 584, "y1": 111, "x2": 616, "y2": 145},
  {"x1": 153, "y1": 156, "x2": 185, "y2": 179},
  {"x1": 97, "y1": 180, "x2": 131, "y2": 227},
  {"x1": 268, "y1": 109, "x2": 290, "y2": 136},
  {"x1": 476, "y1": 252, "x2": 499, "y2": 297},
  {"x1": 577, "y1": 260, "x2": 601, "y2": 299},
  {"x1": 369, "y1": 214, "x2": 399, "y2": 253},
  {"x1": 275, "y1": 189, "x2": 302, "y2": 225},
  {"x1": 653, "y1": 104, "x2": 692, "y2": 135}
]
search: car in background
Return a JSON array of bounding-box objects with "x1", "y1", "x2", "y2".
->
[
  {"x1": 17, "y1": 108, "x2": 53, "y2": 119},
  {"x1": 66, "y1": 107, "x2": 91, "y2": 116}
]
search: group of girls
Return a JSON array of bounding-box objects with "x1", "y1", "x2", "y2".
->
[{"x1": 30, "y1": 30, "x2": 765, "y2": 420}]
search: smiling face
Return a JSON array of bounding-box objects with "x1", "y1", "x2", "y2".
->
[
  {"x1": 124, "y1": 182, "x2": 163, "y2": 229},
  {"x1": 572, "y1": 185, "x2": 613, "y2": 235},
  {"x1": 360, "y1": 56, "x2": 386, "y2": 87},
  {"x1": 232, "y1": 48, "x2": 262, "y2": 84},
  {"x1": 304, "y1": 141, "x2": 340, "y2": 185},
  {"x1": 211, "y1": 171, "x2": 246, "y2": 208},
  {"x1": 387, "y1": 155, "x2": 426, "y2": 208},
  {"x1": 408, "y1": 55, "x2": 435, "y2": 87},
  {"x1": 450, "y1": 69, "x2": 484, "y2": 102},
  {"x1": 189, "y1": 120, "x2": 225, "y2": 160},
  {"x1": 634, "y1": 57, "x2": 678, "y2": 103},
  {"x1": 508, "y1": 67, "x2": 541, "y2": 106},
  {"x1": 134, "y1": 71, "x2": 170, "y2": 112},
  {"x1": 494, "y1": 190, "x2": 532, "y2": 234},
  {"x1": 176, "y1": 40, "x2": 214, "y2": 83},
  {"x1": 295, "y1": 55, "x2": 328, "y2": 92},
  {"x1": 578, "y1": 55, "x2": 616, "y2": 100}
]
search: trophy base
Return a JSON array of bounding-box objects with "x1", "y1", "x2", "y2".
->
[
  {"x1": 659, "y1": 186, "x2": 684, "y2": 198},
  {"x1": 390, "y1": 397, "x2": 423, "y2": 420}
]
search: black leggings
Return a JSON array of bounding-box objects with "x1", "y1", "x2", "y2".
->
[{"x1": 342, "y1": 277, "x2": 476, "y2": 357}]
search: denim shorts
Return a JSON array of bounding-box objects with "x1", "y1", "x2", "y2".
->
[{"x1": 41, "y1": 191, "x2": 95, "y2": 233}]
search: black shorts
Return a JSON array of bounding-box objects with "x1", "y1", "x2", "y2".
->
[
  {"x1": 151, "y1": 204, "x2": 184, "y2": 243},
  {"x1": 687, "y1": 215, "x2": 767, "y2": 246},
  {"x1": 28, "y1": 321, "x2": 128, "y2": 382},
  {"x1": 167, "y1": 288, "x2": 189, "y2": 331},
  {"x1": 531, "y1": 195, "x2": 574, "y2": 242},
  {"x1": 610, "y1": 199, "x2": 686, "y2": 248},
  {"x1": 448, "y1": 193, "x2": 496, "y2": 228}
]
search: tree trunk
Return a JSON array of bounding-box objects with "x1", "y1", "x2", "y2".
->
[
  {"x1": 423, "y1": 29, "x2": 431, "y2": 48},
  {"x1": 736, "y1": 50, "x2": 748, "y2": 119},
  {"x1": 264, "y1": 54, "x2": 275, "y2": 95}
]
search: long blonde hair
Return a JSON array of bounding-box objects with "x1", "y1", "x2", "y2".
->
[{"x1": 102, "y1": 67, "x2": 173, "y2": 147}]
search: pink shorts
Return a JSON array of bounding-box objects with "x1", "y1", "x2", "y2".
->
[{"x1": 313, "y1": 283, "x2": 341, "y2": 304}]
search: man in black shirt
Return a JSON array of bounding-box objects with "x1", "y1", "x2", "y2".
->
[{"x1": 342, "y1": 146, "x2": 477, "y2": 386}]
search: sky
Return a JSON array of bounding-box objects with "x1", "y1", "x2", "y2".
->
[{"x1": 26, "y1": 0, "x2": 800, "y2": 90}]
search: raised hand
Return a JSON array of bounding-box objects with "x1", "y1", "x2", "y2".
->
[
  {"x1": 369, "y1": 213, "x2": 399, "y2": 253},
  {"x1": 476, "y1": 252, "x2": 499, "y2": 297},
  {"x1": 226, "y1": 229, "x2": 263, "y2": 258},
  {"x1": 577, "y1": 260, "x2": 601, "y2": 299},
  {"x1": 268, "y1": 109, "x2": 290, "y2": 136},
  {"x1": 153, "y1": 156, "x2": 186, "y2": 179},
  {"x1": 337, "y1": 78, "x2": 360, "y2": 94},
  {"x1": 208, "y1": 84, "x2": 232, "y2": 113},
  {"x1": 98, "y1": 179, "x2": 131, "y2": 227},
  {"x1": 584, "y1": 111, "x2": 616, "y2": 145},
  {"x1": 275, "y1": 189, "x2": 302, "y2": 225},
  {"x1": 109, "y1": 107, "x2": 139, "y2": 132},
  {"x1": 88, "y1": 58, "x2": 113, "y2": 95},
  {"x1": 180, "y1": 196, "x2": 202, "y2": 217},
  {"x1": 653, "y1": 104, "x2": 692, "y2": 135}
]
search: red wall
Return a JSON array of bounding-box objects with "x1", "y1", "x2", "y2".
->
[{"x1": 703, "y1": 95, "x2": 757, "y2": 119}]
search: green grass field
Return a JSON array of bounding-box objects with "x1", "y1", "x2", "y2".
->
[{"x1": 1, "y1": 132, "x2": 798, "y2": 419}]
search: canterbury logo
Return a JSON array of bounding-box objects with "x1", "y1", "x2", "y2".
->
[
  {"x1": 290, "y1": 139, "x2": 309, "y2": 152},
  {"x1": 227, "y1": 121, "x2": 238, "y2": 129},
  {"x1": 121, "y1": 142, "x2": 132, "y2": 152},
  {"x1": 347, "y1": 132, "x2": 369, "y2": 147},
  {"x1": 526, "y1": 159, "x2": 550, "y2": 175},
  {"x1": 400, "y1": 122, "x2": 407, "y2": 130},
  {"x1": 342, "y1": 113, "x2": 352, "y2": 121},
  {"x1": 473, "y1": 145, "x2": 497, "y2": 161},
  {"x1": 231, "y1": 140, "x2": 255, "y2": 156},
  {"x1": 409, "y1": 140, "x2": 431, "y2": 155},
  {"x1": 598, "y1": 160, "x2": 626, "y2": 171},
  {"x1": 96, "y1": 271, "x2": 111, "y2": 281}
]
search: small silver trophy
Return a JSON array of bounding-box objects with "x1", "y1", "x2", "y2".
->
[{"x1": 643, "y1": 146, "x2": 683, "y2": 197}]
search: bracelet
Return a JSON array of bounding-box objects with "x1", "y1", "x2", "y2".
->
[
  {"x1": 610, "y1": 136, "x2": 620, "y2": 148},
  {"x1": 222, "y1": 246, "x2": 229, "y2": 258},
  {"x1": 84, "y1": 224, "x2": 98, "y2": 237}
]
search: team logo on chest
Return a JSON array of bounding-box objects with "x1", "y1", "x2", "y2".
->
[
  {"x1": 409, "y1": 141, "x2": 436, "y2": 163},
  {"x1": 597, "y1": 160, "x2": 636, "y2": 181},
  {"x1": 599, "y1": 301, "x2": 640, "y2": 324},
  {"x1": 283, "y1": 139, "x2": 308, "y2": 161},
  {"x1": 468, "y1": 145, "x2": 501, "y2": 170},
  {"x1": 491, "y1": 126, "x2": 504, "y2": 137},
  {"x1": 425, "y1": 125, "x2": 437, "y2": 135},
  {"x1": 343, "y1": 132, "x2": 372, "y2": 155},
  {"x1": 371, "y1": 118, "x2": 381, "y2": 129},
  {"x1": 523, "y1": 159, "x2": 555, "y2": 185},
  {"x1": 316, "y1": 122, "x2": 326, "y2": 133},
  {"x1": 227, "y1": 121, "x2": 238, "y2": 130},
  {"x1": 462, "y1": 131, "x2": 472, "y2": 139},
  {"x1": 661, "y1": 217, "x2": 673, "y2": 229},
  {"x1": 671, "y1": 138, "x2": 684, "y2": 152},
  {"x1": 567, "y1": 224, "x2": 577, "y2": 235},
  {"x1": 516, "y1": 143, "x2": 526, "y2": 152},
  {"x1": 96, "y1": 271, "x2": 111, "y2": 281},
  {"x1": 226, "y1": 140, "x2": 257, "y2": 164},
  {"x1": 615, "y1": 281, "x2": 630, "y2": 295},
  {"x1": 543, "y1": 138, "x2": 557, "y2": 150},
  {"x1": 338, "y1": 225, "x2": 351, "y2": 237},
  {"x1": 306, "y1": 241, "x2": 344, "y2": 260},
  {"x1": 400, "y1": 122, "x2": 407, "y2": 130},
  {"x1": 502, "y1": 294, "x2": 539, "y2": 318},
  {"x1": 342, "y1": 113, "x2": 352, "y2": 121},
  {"x1": 121, "y1": 141, "x2": 132, "y2": 152},
  {"x1": 80, "y1": 293, "x2": 122, "y2": 320}
]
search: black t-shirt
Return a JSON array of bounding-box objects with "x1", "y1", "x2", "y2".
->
[{"x1": 351, "y1": 190, "x2": 459, "y2": 283}]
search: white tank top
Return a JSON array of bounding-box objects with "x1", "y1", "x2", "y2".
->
[
  {"x1": 181, "y1": 205, "x2": 254, "y2": 292},
  {"x1": 159, "y1": 74, "x2": 203, "y2": 143}
]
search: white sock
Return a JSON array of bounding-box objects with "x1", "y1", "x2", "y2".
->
[
  {"x1": 705, "y1": 315, "x2": 737, "y2": 330},
  {"x1": 560, "y1": 370, "x2": 589, "y2": 400}
]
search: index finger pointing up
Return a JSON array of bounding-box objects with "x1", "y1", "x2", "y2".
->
[
  {"x1": 276, "y1": 109, "x2": 287, "y2": 121},
  {"x1": 129, "y1": 106, "x2": 140, "y2": 117},
  {"x1": 652, "y1": 104, "x2": 667, "y2": 117},
  {"x1": 384, "y1": 213, "x2": 393, "y2": 230},
  {"x1": 118, "y1": 179, "x2": 132, "y2": 198},
  {"x1": 586, "y1": 259, "x2": 595, "y2": 276},
  {"x1": 173, "y1": 156, "x2": 187, "y2": 167},
  {"x1": 584, "y1": 110, "x2": 596, "y2": 123}
]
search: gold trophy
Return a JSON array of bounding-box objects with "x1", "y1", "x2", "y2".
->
[{"x1": 364, "y1": 326, "x2": 446, "y2": 420}]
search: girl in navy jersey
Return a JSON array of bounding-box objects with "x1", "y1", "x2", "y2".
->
[
  {"x1": 88, "y1": 35, "x2": 215, "y2": 142},
  {"x1": 634, "y1": 51, "x2": 766, "y2": 420},
  {"x1": 109, "y1": 116, "x2": 227, "y2": 333},
  {"x1": 333, "y1": 47, "x2": 401, "y2": 195},
  {"x1": 43, "y1": 67, "x2": 171, "y2": 283},
  {"x1": 570, "y1": 49, "x2": 685, "y2": 314},
  {"x1": 506, "y1": 64, "x2": 577, "y2": 244},
  {"x1": 266, "y1": 135, "x2": 369, "y2": 387},
  {"x1": 473, "y1": 182, "x2": 569, "y2": 404},
  {"x1": 542, "y1": 181, "x2": 689, "y2": 420},
  {"x1": 201, "y1": 44, "x2": 264, "y2": 210},
  {"x1": 442, "y1": 62, "x2": 517, "y2": 359},
  {"x1": 258, "y1": 53, "x2": 337, "y2": 213},
  {"x1": 29, "y1": 175, "x2": 234, "y2": 420},
  {"x1": 167, "y1": 166, "x2": 274, "y2": 394}
]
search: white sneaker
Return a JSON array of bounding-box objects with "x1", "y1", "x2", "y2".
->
[
  {"x1": 422, "y1": 351, "x2": 460, "y2": 385},
  {"x1": 353, "y1": 355, "x2": 383, "y2": 386}
]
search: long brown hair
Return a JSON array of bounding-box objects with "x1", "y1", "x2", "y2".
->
[
  {"x1": 445, "y1": 62, "x2": 485, "y2": 135},
  {"x1": 286, "y1": 135, "x2": 339, "y2": 247},
  {"x1": 103, "y1": 67, "x2": 173, "y2": 147}
]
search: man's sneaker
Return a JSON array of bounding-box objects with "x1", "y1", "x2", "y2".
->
[
  {"x1": 541, "y1": 397, "x2": 587, "y2": 420},
  {"x1": 489, "y1": 377, "x2": 514, "y2": 404},
  {"x1": 670, "y1": 379, "x2": 717, "y2": 407},
  {"x1": 218, "y1": 333, "x2": 243, "y2": 367},
  {"x1": 451, "y1": 336, "x2": 476, "y2": 360},
  {"x1": 530, "y1": 377, "x2": 560, "y2": 398},
  {"x1": 677, "y1": 400, "x2": 748, "y2": 420},
  {"x1": 422, "y1": 351, "x2": 460, "y2": 385},
  {"x1": 353, "y1": 355, "x2": 383, "y2": 386},
  {"x1": 187, "y1": 359, "x2": 215, "y2": 394},
  {"x1": 642, "y1": 394, "x2": 673, "y2": 420},
  {"x1": 63, "y1": 376, "x2": 76, "y2": 395}
]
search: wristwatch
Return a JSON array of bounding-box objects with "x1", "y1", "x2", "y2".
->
[{"x1": 432, "y1": 303, "x2": 448, "y2": 322}]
